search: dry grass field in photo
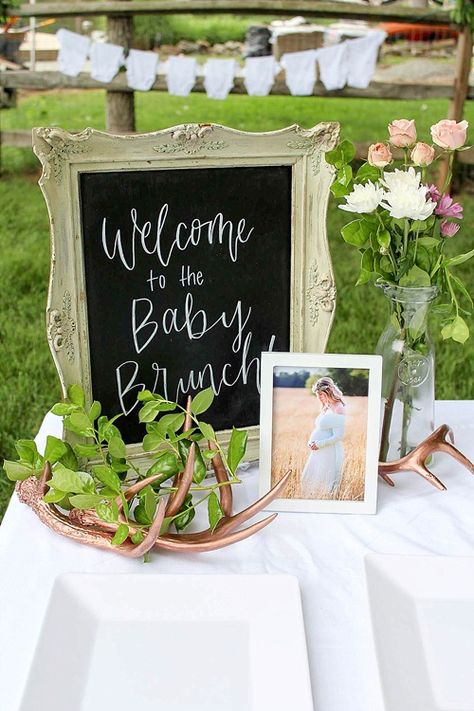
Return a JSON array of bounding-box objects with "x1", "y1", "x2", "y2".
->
[{"x1": 271, "y1": 388, "x2": 368, "y2": 501}]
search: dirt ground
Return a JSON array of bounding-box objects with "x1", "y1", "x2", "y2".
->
[{"x1": 271, "y1": 388, "x2": 368, "y2": 501}]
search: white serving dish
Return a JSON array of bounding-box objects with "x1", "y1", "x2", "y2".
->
[
  {"x1": 365, "y1": 555, "x2": 474, "y2": 711},
  {"x1": 19, "y1": 573, "x2": 313, "y2": 711}
]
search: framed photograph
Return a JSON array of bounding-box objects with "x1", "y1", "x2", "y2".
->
[
  {"x1": 259, "y1": 352, "x2": 382, "y2": 514},
  {"x1": 32, "y1": 122, "x2": 339, "y2": 464}
]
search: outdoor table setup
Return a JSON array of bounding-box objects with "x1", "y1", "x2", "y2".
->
[
  {"x1": 1, "y1": 403, "x2": 474, "y2": 711},
  {"x1": 1, "y1": 117, "x2": 474, "y2": 710}
]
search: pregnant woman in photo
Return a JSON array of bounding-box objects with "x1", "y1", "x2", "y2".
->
[{"x1": 301, "y1": 377, "x2": 346, "y2": 497}]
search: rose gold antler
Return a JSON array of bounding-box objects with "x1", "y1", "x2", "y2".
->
[
  {"x1": 378, "y1": 424, "x2": 474, "y2": 490},
  {"x1": 16, "y1": 397, "x2": 287, "y2": 556}
]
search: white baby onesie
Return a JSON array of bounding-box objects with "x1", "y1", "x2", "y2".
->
[
  {"x1": 316, "y1": 42, "x2": 349, "y2": 91},
  {"x1": 280, "y1": 50, "x2": 318, "y2": 96},
  {"x1": 165, "y1": 55, "x2": 198, "y2": 96},
  {"x1": 243, "y1": 55, "x2": 279, "y2": 96},
  {"x1": 90, "y1": 41, "x2": 125, "y2": 83},
  {"x1": 56, "y1": 29, "x2": 91, "y2": 77},
  {"x1": 203, "y1": 59, "x2": 237, "y2": 100},
  {"x1": 126, "y1": 48, "x2": 159, "y2": 91},
  {"x1": 346, "y1": 31, "x2": 386, "y2": 89}
]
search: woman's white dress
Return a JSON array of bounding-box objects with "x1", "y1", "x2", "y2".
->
[{"x1": 301, "y1": 409, "x2": 346, "y2": 495}]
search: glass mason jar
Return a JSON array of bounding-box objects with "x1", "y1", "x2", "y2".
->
[{"x1": 376, "y1": 285, "x2": 438, "y2": 462}]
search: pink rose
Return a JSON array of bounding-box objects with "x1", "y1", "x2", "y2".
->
[
  {"x1": 411, "y1": 142, "x2": 435, "y2": 167},
  {"x1": 440, "y1": 220, "x2": 460, "y2": 238},
  {"x1": 430, "y1": 120, "x2": 468, "y2": 150},
  {"x1": 368, "y1": 142, "x2": 393, "y2": 168},
  {"x1": 388, "y1": 119, "x2": 417, "y2": 148},
  {"x1": 435, "y1": 194, "x2": 463, "y2": 219}
]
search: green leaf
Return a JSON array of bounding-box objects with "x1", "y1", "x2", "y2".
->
[
  {"x1": 325, "y1": 139, "x2": 355, "y2": 167},
  {"x1": 208, "y1": 490, "x2": 224, "y2": 531},
  {"x1": 156, "y1": 412, "x2": 185, "y2": 435},
  {"x1": 337, "y1": 164, "x2": 352, "y2": 186},
  {"x1": 442, "y1": 315, "x2": 470, "y2": 344},
  {"x1": 88, "y1": 401, "x2": 102, "y2": 422},
  {"x1": 96, "y1": 502, "x2": 119, "y2": 523},
  {"x1": 174, "y1": 493, "x2": 195, "y2": 531},
  {"x1": 137, "y1": 389, "x2": 156, "y2": 402},
  {"x1": 399, "y1": 265, "x2": 431, "y2": 288},
  {"x1": 44, "y1": 435, "x2": 68, "y2": 464},
  {"x1": 74, "y1": 443, "x2": 101, "y2": 458},
  {"x1": 192, "y1": 446, "x2": 207, "y2": 484},
  {"x1": 146, "y1": 451, "x2": 180, "y2": 481},
  {"x1": 341, "y1": 220, "x2": 370, "y2": 248},
  {"x1": 450, "y1": 273, "x2": 473, "y2": 306},
  {"x1": 43, "y1": 488, "x2": 67, "y2": 504},
  {"x1": 355, "y1": 162, "x2": 380, "y2": 184},
  {"x1": 92, "y1": 464, "x2": 122, "y2": 494},
  {"x1": 139, "y1": 401, "x2": 162, "y2": 423},
  {"x1": 51, "y1": 402, "x2": 78, "y2": 416},
  {"x1": 67, "y1": 384, "x2": 85, "y2": 407},
  {"x1": 227, "y1": 428, "x2": 248, "y2": 475},
  {"x1": 410, "y1": 219, "x2": 428, "y2": 233},
  {"x1": 377, "y1": 230, "x2": 391, "y2": 250},
  {"x1": 191, "y1": 387, "x2": 215, "y2": 415},
  {"x1": 379, "y1": 255, "x2": 394, "y2": 274},
  {"x1": 198, "y1": 421, "x2": 216, "y2": 442},
  {"x1": 202, "y1": 448, "x2": 218, "y2": 460},
  {"x1": 408, "y1": 307, "x2": 427, "y2": 340},
  {"x1": 111, "y1": 523, "x2": 129, "y2": 546},
  {"x1": 443, "y1": 248, "x2": 474, "y2": 268},
  {"x1": 131, "y1": 531, "x2": 145, "y2": 545},
  {"x1": 330, "y1": 181, "x2": 351, "y2": 198},
  {"x1": 69, "y1": 494, "x2": 105, "y2": 509},
  {"x1": 15, "y1": 439, "x2": 38, "y2": 465},
  {"x1": 144, "y1": 485, "x2": 157, "y2": 522},
  {"x1": 50, "y1": 464, "x2": 95, "y2": 494},
  {"x1": 3, "y1": 460, "x2": 33, "y2": 481},
  {"x1": 417, "y1": 236, "x2": 440, "y2": 249},
  {"x1": 414, "y1": 245, "x2": 431, "y2": 274},
  {"x1": 361, "y1": 249, "x2": 374, "y2": 273},
  {"x1": 108, "y1": 436, "x2": 126, "y2": 459},
  {"x1": 142, "y1": 430, "x2": 166, "y2": 452},
  {"x1": 60, "y1": 442, "x2": 79, "y2": 471},
  {"x1": 97, "y1": 415, "x2": 122, "y2": 442},
  {"x1": 138, "y1": 399, "x2": 176, "y2": 422},
  {"x1": 65, "y1": 411, "x2": 94, "y2": 436},
  {"x1": 355, "y1": 268, "x2": 372, "y2": 286}
]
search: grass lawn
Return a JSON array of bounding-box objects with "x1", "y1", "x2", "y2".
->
[{"x1": 1, "y1": 89, "x2": 473, "y2": 519}]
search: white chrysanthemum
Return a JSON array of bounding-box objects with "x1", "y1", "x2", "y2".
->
[
  {"x1": 380, "y1": 184, "x2": 436, "y2": 221},
  {"x1": 339, "y1": 181, "x2": 384, "y2": 214},
  {"x1": 381, "y1": 166, "x2": 422, "y2": 193}
]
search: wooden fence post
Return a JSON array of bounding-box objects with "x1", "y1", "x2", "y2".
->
[
  {"x1": 437, "y1": 24, "x2": 473, "y2": 189},
  {"x1": 106, "y1": 0, "x2": 135, "y2": 133}
]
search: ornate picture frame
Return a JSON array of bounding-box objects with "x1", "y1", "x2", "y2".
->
[{"x1": 32, "y1": 122, "x2": 339, "y2": 463}]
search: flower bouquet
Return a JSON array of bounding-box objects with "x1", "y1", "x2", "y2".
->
[{"x1": 326, "y1": 119, "x2": 473, "y2": 461}]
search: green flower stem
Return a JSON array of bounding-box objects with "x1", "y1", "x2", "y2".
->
[{"x1": 441, "y1": 151, "x2": 455, "y2": 195}]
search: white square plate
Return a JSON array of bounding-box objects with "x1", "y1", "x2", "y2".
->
[
  {"x1": 365, "y1": 555, "x2": 474, "y2": 711},
  {"x1": 19, "y1": 574, "x2": 313, "y2": 711}
]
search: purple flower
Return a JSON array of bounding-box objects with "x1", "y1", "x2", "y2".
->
[
  {"x1": 427, "y1": 184, "x2": 441, "y2": 203},
  {"x1": 436, "y1": 194, "x2": 463, "y2": 219},
  {"x1": 440, "y1": 220, "x2": 460, "y2": 238}
]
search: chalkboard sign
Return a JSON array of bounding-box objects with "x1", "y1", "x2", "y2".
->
[
  {"x1": 33, "y1": 122, "x2": 339, "y2": 460},
  {"x1": 80, "y1": 166, "x2": 292, "y2": 443}
]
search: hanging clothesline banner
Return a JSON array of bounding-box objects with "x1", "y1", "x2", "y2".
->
[{"x1": 56, "y1": 29, "x2": 387, "y2": 99}]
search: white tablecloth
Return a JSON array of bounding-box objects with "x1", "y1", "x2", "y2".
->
[{"x1": 1, "y1": 401, "x2": 474, "y2": 711}]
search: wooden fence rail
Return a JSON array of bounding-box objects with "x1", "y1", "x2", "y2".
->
[
  {"x1": 0, "y1": 70, "x2": 467, "y2": 101},
  {"x1": 8, "y1": 1, "x2": 452, "y2": 25}
]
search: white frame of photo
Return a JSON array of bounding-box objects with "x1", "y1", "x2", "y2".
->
[{"x1": 259, "y1": 352, "x2": 382, "y2": 514}]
